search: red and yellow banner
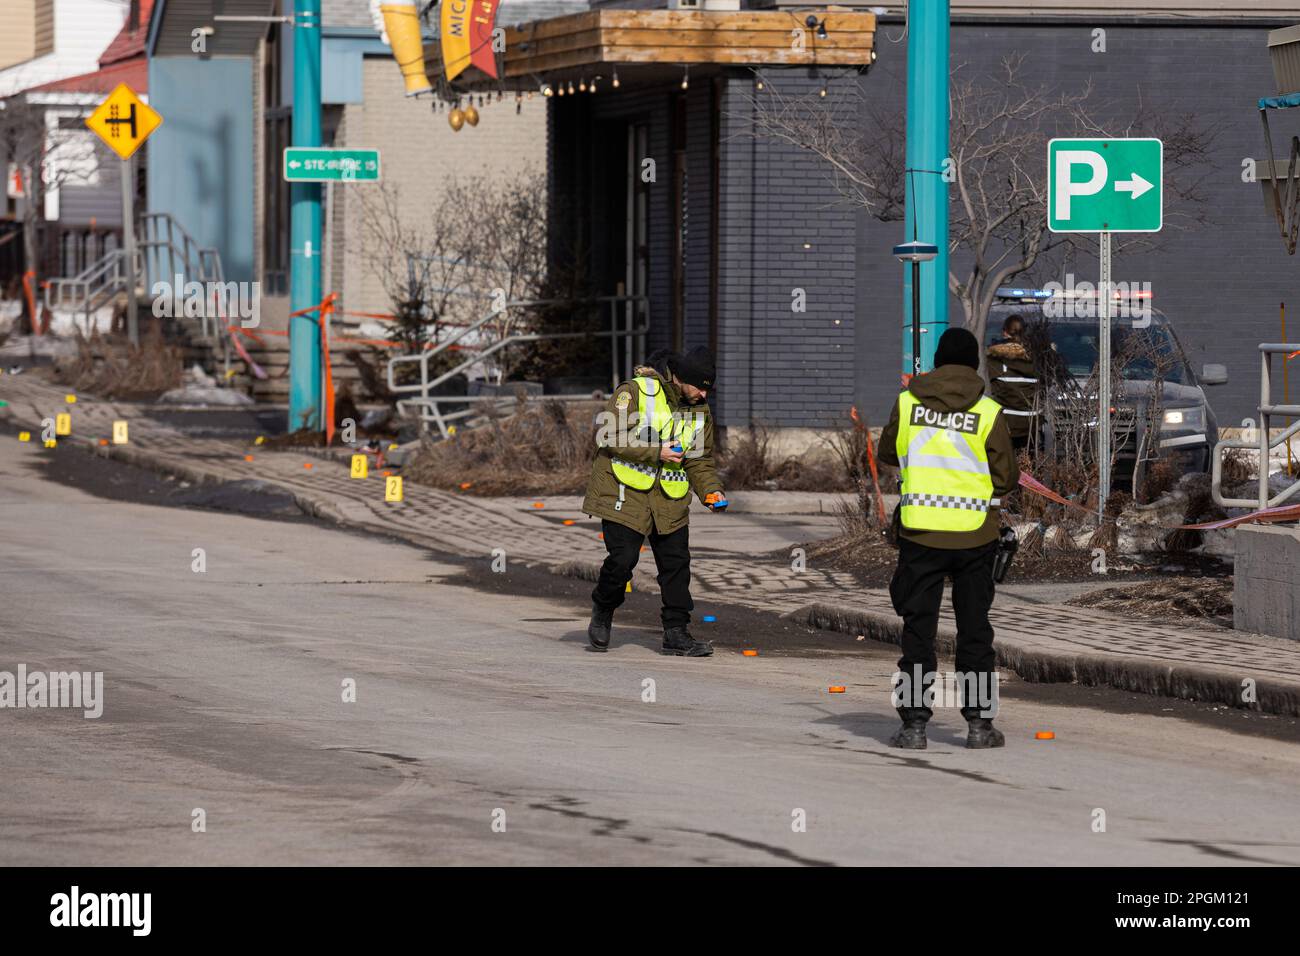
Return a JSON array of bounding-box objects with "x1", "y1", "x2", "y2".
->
[
  {"x1": 469, "y1": 0, "x2": 499, "y2": 79},
  {"x1": 442, "y1": 0, "x2": 498, "y2": 81}
]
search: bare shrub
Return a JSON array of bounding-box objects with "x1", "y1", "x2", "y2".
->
[
  {"x1": 402, "y1": 397, "x2": 600, "y2": 496},
  {"x1": 719, "y1": 423, "x2": 773, "y2": 489},
  {"x1": 54, "y1": 321, "x2": 182, "y2": 400}
]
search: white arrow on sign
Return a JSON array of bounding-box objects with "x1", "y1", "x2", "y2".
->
[
  {"x1": 288, "y1": 160, "x2": 302, "y2": 169},
  {"x1": 1113, "y1": 172, "x2": 1153, "y2": 200}
]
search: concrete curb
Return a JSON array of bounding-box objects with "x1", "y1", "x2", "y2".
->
[{"x1": 799, "y1": 601, "x2": 1300, "y2": 718}]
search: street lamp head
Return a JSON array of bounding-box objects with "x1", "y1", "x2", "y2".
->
[{"x1": 892, "y1": 241, "x2": 939, "y2": 263}]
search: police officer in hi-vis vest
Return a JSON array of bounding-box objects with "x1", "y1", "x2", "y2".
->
[
  {"x1": 582, "y1": 347, "x2": 727, "y2": 657},
  {"x1": 877, "y1": 328, "x2": 1020, "y2": 750}
]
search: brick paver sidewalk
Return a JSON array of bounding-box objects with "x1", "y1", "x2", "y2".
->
[{"x1": 5, "y1": 373, "x2": 1299, "y2": 716}]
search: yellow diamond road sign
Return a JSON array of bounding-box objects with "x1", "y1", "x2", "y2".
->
[{"x1": 85, "y1": 83, "x2": 162, "y2": 160}]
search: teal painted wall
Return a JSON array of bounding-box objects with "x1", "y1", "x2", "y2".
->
[{"x1": 146, "y1": 56, "x2": 255, "y2": 283}]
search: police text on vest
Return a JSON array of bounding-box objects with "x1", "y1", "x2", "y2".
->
[{"x1": 909, "y1": 405, "x2": 981, "y2": 434}]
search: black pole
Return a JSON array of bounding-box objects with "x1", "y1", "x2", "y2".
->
[{"x1": 911, "y1": 259, "x2": 922, "y2": 378}]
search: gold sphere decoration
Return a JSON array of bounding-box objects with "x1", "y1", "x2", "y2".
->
[
  {"x1": 448, "y1": 107, "x2": 465, "y2": 131},
  {"x1": 464, "y1": 105, "x2": 480, "y2": 127}
]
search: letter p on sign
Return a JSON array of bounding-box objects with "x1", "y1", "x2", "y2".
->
[{"x1": 1053, "y1": 150, "x2": 1108, "y2": 221}]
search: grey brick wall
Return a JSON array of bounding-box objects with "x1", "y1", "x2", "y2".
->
[{"x1": 717, "y1": 72, "x2": 860, "y2": 430}]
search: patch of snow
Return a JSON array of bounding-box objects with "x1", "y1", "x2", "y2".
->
[{"x1": 156, "y1": 385, "x2": 253, "y2": 407}]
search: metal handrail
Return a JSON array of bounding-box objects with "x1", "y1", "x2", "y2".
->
[
  {"x1": 40, "y1": 211, "x2": 230, "y2": 371},
  {"x1": 1212, "y1": 343, "x2": 1300, "y2": 510},
  {"x1": 386, "y1": 294, "x2": 649, "y2": 438}
]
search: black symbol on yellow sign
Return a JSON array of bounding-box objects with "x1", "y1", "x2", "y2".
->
[
  {"x1": 85, "y1": 83, "x2": 162, "y2": 161},
  {"x1": 106, "y1": 102, "x2": 138, "y2": 140}
]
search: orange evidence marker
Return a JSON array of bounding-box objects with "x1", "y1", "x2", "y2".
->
[
  {"x1": 303, "y1": 462, "x2": 314, "y2": 469},
  {"x1": 244, "y1": 455, "x2": 254, "y2": 462},
  {"x1": 562, "y1": 519, "x2": 576, "y2": 526},
  {"x1": 597, "y1": 532, "x2": 604, "y2": 540},
  {"x1": 1035, "y1": 731, "x2": 1056, "y2": 740},
  {"x1": 98, "y1": 438, "x2": 109, "y2": 446},
  {"x1": 382, "y1": 470, "x2": 392, "y2": 478},
  {"x1": 459, "y1": 482, "x2": 472, "y2": 490},
  {"x1": 828, "y1": 686, "x2": 847, "y2": 694},
  {"x1": 532, "y1": 501, "x2": 545, "y2": 509},
  {"x1": 742, "y1": 649, "x2": 758, "y2": 657}
]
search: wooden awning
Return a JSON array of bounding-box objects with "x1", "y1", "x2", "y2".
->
[{"x1": 423, "y1": 8, "x2": 876, "y2": 90}]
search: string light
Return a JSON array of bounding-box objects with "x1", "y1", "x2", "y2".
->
[
  {"x1": 568, "y1": 80, "x2": 575, "y2": 94},
  {"x1": 681, "y1": 65, "x2": 689, "y2": 90},
  {"x1": 612, "y1": 68, "x2": 620, "y2": 89}
]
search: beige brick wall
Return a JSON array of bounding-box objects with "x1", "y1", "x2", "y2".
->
[{"x1": 337, "y1": 56, "x2": 548, "y2": 320}]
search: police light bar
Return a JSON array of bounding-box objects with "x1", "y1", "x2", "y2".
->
[{"x1": 994, "y1": 288, "x2": 1054, "y2": 299}]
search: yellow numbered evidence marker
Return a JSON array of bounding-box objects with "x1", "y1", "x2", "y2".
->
[
  {"x1": 384, "y1": 475, "x2": 403, "y2": 502},
  {"x1": 65, "y1": 394, "x2": 77, "y2": 404},
  {"x1": 112, "y1": 420, "x2": 129, "y2": 445},
  {"x1": 350, "y1": 454, "x2": 368, "y2": 479},
  {"x1": 18, "y1": 432, "x2": 30, "y2": 442},
  {"x1": 44, "y1": 439, "x2": 57, "y2": 448},
  {"x1": 55, "y1": 413, "x2": 71, "y2": 436}
]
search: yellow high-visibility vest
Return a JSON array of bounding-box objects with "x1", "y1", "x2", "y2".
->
[
  {"x1": 895, "y1": 391, "x2": 1002, "y2": 532},
  {"x1": 610, "y1": 376, "x2": 701, "y2": 500}
]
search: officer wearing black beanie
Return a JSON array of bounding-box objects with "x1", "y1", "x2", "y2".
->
[
  {"x1": 876, "y1": 327, "x2": 1019, "y2": 751},
  {"x1": 581, "y1": 346, "x2": 727, "y2": 657}
]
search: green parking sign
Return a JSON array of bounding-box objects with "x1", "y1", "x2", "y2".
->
[{"x1": 1047, "y1": 138, "x2": 1162, "y2": 233}]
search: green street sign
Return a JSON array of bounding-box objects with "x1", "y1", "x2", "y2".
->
[
  {"x1": 1047, "y1": 138, "x2": 1162, "y2": 233},
  {"x1": 282, "y1": 147, "x2": 380, "y2": 183}
]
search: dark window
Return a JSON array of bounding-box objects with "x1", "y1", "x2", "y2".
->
[{"x1": 262, "y1": 22, "x2": 289, "y2": 295}]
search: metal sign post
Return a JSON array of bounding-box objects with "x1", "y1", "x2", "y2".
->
[
  {"x1": 1097, "y1": 231, "x2": 1111, "y2": 520},
  {"x1": 1047, "y1": 137, "x2": 1164, "y2": 524},
  {"x1": 85, "y1": 83, "x2": 161, "y2": 346},
  {"x1": 120, "y1": 154, "x2": 137, "y2": 345}
]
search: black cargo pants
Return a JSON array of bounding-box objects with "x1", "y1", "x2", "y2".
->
[
  {"x1": 889, "y1": 537, "x2": 999, "y2": 721},
  {"x1": 592, "y1": 519, "x2": 693, "y2": 629}
]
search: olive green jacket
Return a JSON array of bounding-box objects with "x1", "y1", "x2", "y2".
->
[{"x1": 582, "y1": 368, "x2": 725, "y2": 535}]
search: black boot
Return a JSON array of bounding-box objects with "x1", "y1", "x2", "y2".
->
[
  {"x1": 587, "y1": 604, "x2": 613, "y2": 652},
  {"x1": 888, "y1": 708, "x2": 929, "y2": 750},
  {"x1": 662, "y1": 625, "x2": 712, "y2": 657},
  {"x1": 965, "y1": 716, "x2": 1006, "y2": 749}
]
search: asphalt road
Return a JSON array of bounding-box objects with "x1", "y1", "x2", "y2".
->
[{"x1": 3, "y1": 439, "x2": 1300, "y2": 866}]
